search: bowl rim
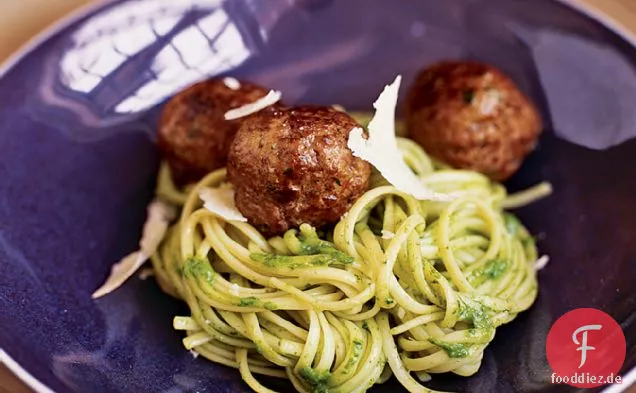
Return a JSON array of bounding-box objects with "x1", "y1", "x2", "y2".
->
[{"x1": 0, "y1": 0, "x2": 634, "y2": 392}]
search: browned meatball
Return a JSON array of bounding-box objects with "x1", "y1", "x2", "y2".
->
[
  {"x1": 158, "y1": 78, "x2": 270, "y2": 185},
  {"x1": 227, "y1": 106, "x2": 371, "y2": 236},
  {"x1": 405, "y1": 61, "x2": 542, "y2": 181}
]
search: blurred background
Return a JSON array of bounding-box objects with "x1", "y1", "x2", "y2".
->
[{"x1": 0, "y1": 0, "x2": 635, "y2": 392}]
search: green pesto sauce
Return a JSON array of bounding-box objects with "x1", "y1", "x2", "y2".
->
[
  {"x1": 503, "y1": 213, "x2": 521, "y2": 236},
  {"x1": 467, "y1": 328, "x2": 479, "y2": 337},
  {"x1": 263, "y1": 301, "x2": 277, "y2": 310},
  {"x1": 183, "y1": 257, "x2": 215, "y2": 283},
  {"x1": 471, "y1": 259, "x2": 508, "y2": 280},
  {"x1": 458, "y1": 298, "x2": 492, "y2": 329},
  {"x1": 344, "y1": 339, "x2": 364, "y2": 371},
  {"x1": 310, "y1": 256, "x2": 334, "y2": 266},
  {"x1": 361, "y1": 321, "x2": 369, "y2": 330},
  {"x1": 424, "y1": 262, "x2": 447, "y2": 306},
  {"x1": 249, "y1": 228, "x2": 353, "y2": 269},
  {"x1": 429, "y1": 339, "x2": 471, "y2": 358},
  {"x1": 468, "y1": 259, "x2": 509, "y2": 286},
  {"x1": 238, "y1": 296, "x2": 260, "y2": 307},
  {"x1": 237, "y1": 297, "x2": 277, "y2": 310},
  {"x1": 299, "y1": 366, "x2": 331, "y2": 393},
  {"x1": 251, "y1": 253, "x2": 329, "y2": 268},
  {"x1": 504, "y1": 213, "x2": 535, "y2": 248},
  {"x1": 482, "y1": 259, "x2": 508, "y2": 279},
  {"x1": 250, "y1": 253, "x2": 287, "y2": 267},
  {"x1": 297, "y1": 232, "x2": 354, "y2": 265},
  {"x1": 521, "y1": 236, "x2": 536, "y2": 249}
]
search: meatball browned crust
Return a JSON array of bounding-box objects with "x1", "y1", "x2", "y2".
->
[
  {"x1": 227, "y1": 106, "x2": 371, "y2": 236},
  {"x1": 158, "y1": 78, "x2": 270, "y2": 185},
  {"x1": 405, "y1": 61, "x2": 542, "y2": 181}
]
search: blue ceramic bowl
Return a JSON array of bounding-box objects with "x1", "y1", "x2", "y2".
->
[{"x1": 1, "y1": 0, "x2": 635, "y2": 392}]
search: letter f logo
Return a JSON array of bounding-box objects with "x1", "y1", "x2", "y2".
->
[{"x1": 572, "y1": 324, "x2": 602, "y2": 368}]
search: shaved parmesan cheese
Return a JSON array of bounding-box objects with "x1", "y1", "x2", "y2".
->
[
  {"x1": 189, "y1": 349, "x2": 200, "y2": 359},
  {"x1": 92, "y1": 252, "x2": 145, "y2": 299},
  {"x1": 92, "y1": 200, "x2": 176, "y2": 299},
  {"x1": 199, "y1": 187, "x2": 247, "y2": 222},
  {"x1": 381, "y1": 230, "x2": 395, "y2": 240},
  {"x1": 223, "y1": 77, "x2": 241, "y2": 90},
  {"x1": 230, "y1": 283, "x2": 240, "y2": 297},
  {"x1": 140, "y1": 200, "x2": 176, "y2": 256},
  {"x1": 347, "y1": 76, "x2": 452, "y2": 201},
  {"x1": 331, "y1": 104, "x2": 346, "y2": 112},
  {"x1": 534, "y1": 255, "x2": 550, "y2": 271},
  {"x1": 224, "y1": 90, "x2": 281, "y2": 120}
]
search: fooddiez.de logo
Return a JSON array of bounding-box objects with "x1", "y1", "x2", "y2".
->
[{"x1": 546, "y1": 308, "x2": 626, "y2": 388}]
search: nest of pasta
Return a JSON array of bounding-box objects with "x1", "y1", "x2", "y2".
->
[{"x1": 93, "y1": 65, "x2": 550, "y2": 393}]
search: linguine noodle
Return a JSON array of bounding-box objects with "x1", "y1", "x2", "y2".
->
[{"x1": 150, "y1": 134, "x2": 547, "y2": 393}]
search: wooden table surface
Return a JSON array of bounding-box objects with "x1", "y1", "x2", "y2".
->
[{"x1": 1, "y1": 0, "x2": 635, "y2": 392}]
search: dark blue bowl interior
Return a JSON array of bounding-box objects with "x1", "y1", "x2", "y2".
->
[{"x1": 0, "y1": 0, "x2": 635, "y2": 392}]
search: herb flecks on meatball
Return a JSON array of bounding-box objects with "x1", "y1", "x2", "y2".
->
[
  {"x1": 405, "y1": 61, "x2": 542, "y2": 181},
  {"x1": 158, "y1": 78, "x2": 270, "y2": 185},
  {"x1": 227, "y1": 106, "x2": 371, "y2": 236}
]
